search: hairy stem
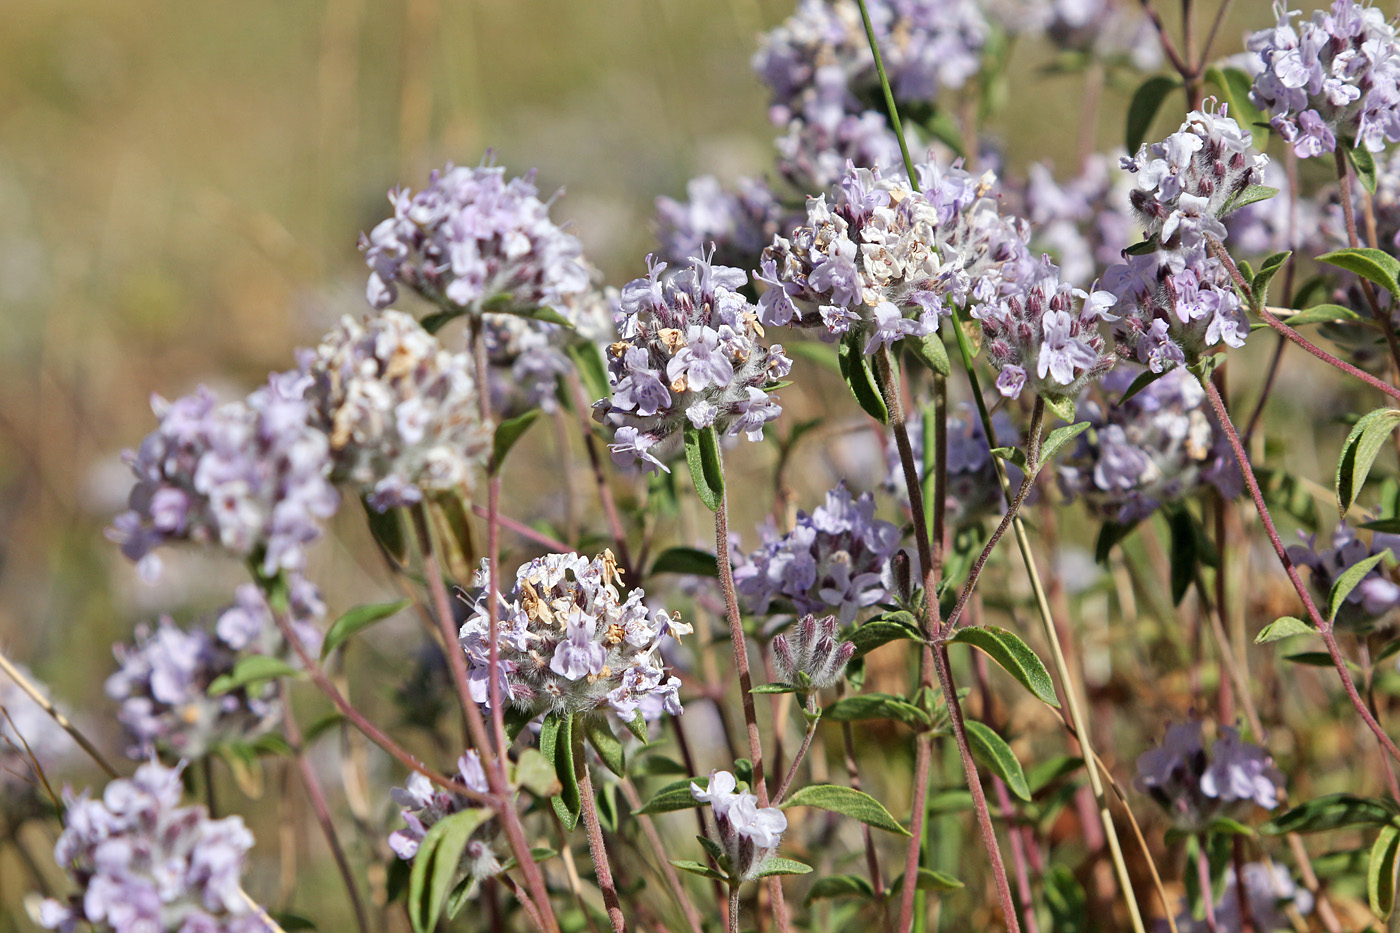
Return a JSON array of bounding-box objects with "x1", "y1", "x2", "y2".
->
[
  {"x1": 579, "y1": 762, "x2": 626, "y2": 933},
  {"x1": 773, "y1": 696, "x2": 820, "y2": 804},
  {"x1": 1335, "y1": 148, "x2": 1400, "y2": 383}
]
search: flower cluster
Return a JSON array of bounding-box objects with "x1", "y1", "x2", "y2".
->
[
  {"x1": 1106, "y1": 108, "x2": 1267, "y2": 371},
  {"x1": 734, "y1": 484, "x2": 900, "y2": 623},
  {"x1": 360, "y1": 162, "x2": 589, "y2": 314},
  {"x1": 757, "y1": 161, "x2": 1030, "y2": 353},
  {"x1": 1248, "y1": 0, "x2": 1400, "y2": 158},
  {"x1": 595, "y1": 252, "x2": 792, "y2": 474},
  {"x1": 884, "y1": 405, "x2": 1023, "y2": 528},
  {"x1": 108, "y1": 373, "x2": 339, "y2": 582},
  {"x1": 299, "y1": 310, "x2": 491, "y2": 510},
  {"x1": 1, "y1": 666, "x2": 77, "y2": 826},
  {"x1": 1289, "y1": 523, "x2": 1400, "y2": 631},
  {"x1": 690, "y1": 770, "x2": 788, "y2": 882},
  {"x1": 1057, "y1": 366, "x2": 1240, "y2": 524},
  {"x1": 1135, "y1": 721, "x2": 1283, "y2": 830},
  {"x1": 106, "y1": 580, "x2": 323, "y2": 759},
  {"x1": 772, "y1": 614, "x2": 856, "y2": 690},
  {"x1": 459, "y1": 551, "x2": 688, "y2": 718},
  {"x1": 654, "y1": 176, "x2": 793, "y2": 275},
  {"x1": 1170, "y1": 862, "x2": 1313, "y2": 933},
  {"x1": 483, "y1": 280, "x2": 615, "y2": 417},
  {"x1": 39, "y1": 761, "x2": 269, "y2": 933},
  {"x1": 388, "y1": 752, "x2": 502, "y2": 898},
  {"x1": 975, "y1": 254, "x2": 1116, "y2": 402}
]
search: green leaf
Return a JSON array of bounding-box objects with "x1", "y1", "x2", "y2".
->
[
  {"x1": 1367, "y1": 518, "x2": 1400, "y2": 533},
  {"x1": 566, "y1": 341, "x2": 611, "y2": 406},
  {"x1": 361, "y1": 495, "x2": 407, "y2": 564},
  {"x1": 1255, "y1": 615, "x2": 1316, "y2": 644},
  {"x1": 907, "y1": 331, "x2": 951, "y2": 377},
  {"x1": 696, "y1": 835, "x2": 726, "y2": 864},
  {"x1": 670, "y1": 859, "x2": 728, "y2": 882},
  {"x1": 513, "y1": 749, "x2": 561, "y2": 798},
  {"x1": 990, "y1": 446, "x2": 1027, "y2": 469},
  {"x1": 420, "y1": 310, "x2": 460, "y2": 335},
  {"x1": 320, "y1": 600, "x2": 410, "y2": 659},
  {"x1": 623, "y1": 709, "x2": 648, "y2": 743},
  {"x1": 1043, "y1": 865, "x2": 1089, "y2": 933},
  {"x1": 1262, "y1": 794, "x2": 1398, "y2": 835},
  {"x1": 754, "y1": 857, "x2": 813, "y2": 877},
  {"x1": 1043, "y1": 395, "x2": 1075, "y2": 424},
  {"x1": 823, "y1": 693, "x2": 931, "y2": 729},
  {"x1": 1329, "y1": 551, "x2": 1389, "y2": 621},
  {"x1": 752, "y1": 682, "x2": 801, "y2": 695},
  {"x1": 1026, "y1": 755, "x2": 1084, "y2": 794},
  {"x1": 1125, "y1": 75, "x2": 1179, "y2": 153},
  {"x1": 683, "y1": 423, "x2": 725, "y2": 512},
  {"x1": 948, "y1": 626, "x2": 1060, "y2": 708},
  {"x1": 1168, "y1": 505, "x2": 1200, "y2": 606},
  {"x1": 1206, "y1": 816, "x2": 1255, "y2": 837},
  {"x1": 889, "y1": 867, "x2": 964, "y2": 895},
  {"x1": 1038, "y1": 422, "x2": 1090, "y2": 468},
  {"x1": 1350, "y1": 144, "x2": 1380, "y2": 195},
  {"x1": 495, "y1": 304, "x2": 575, "y2": 328},
  {"x1": 838, "y1": 331, "x2": 889, "y2": 424},
  {"x1": 490, "y1": 410, "x2": 542, "y2": 475},
  {"x1": 1277, "y1": 303, "x2": 1366, "y2": 327},
  {"x1": 426, "y1": 493, "x2": 475, "y2": 583},
  {"x1": 1125, "y1": 236, "x2": 1159, "y2": 256},
  {"x1": 1335, "y1": 408, "x2": 1400, "y2": 518},
  {"x1": 1319, "y1": 248, "x2": 1400, "y2": 299},
  {"x1": 1370, "y1": 825, "x2": 1400, "y2": 918},
  {"x1": 408, "y1": 807, "x2": 490, "y2": 933},
  {"x1": 846, "y1": 612, "x2": 922, "y2": 658},
  {"x1": 634, "y1": 777, "x2": 704, "y2": 815},
  {"x1": 1225, "y1": 186, "x2": 1281, "y2": 218},
  {"x1": 583, "y1": 716, "x2": 626, "y2": 777},
  {"x1": 780, "y1": 784, "x2": 910, "y2": 835},
  {"x1": 804, "y1": 874, "x2": 876, "y2": 904},
  {"x1": 648, "y1": 546, "x2": 719, "y2": 578},
  {"x1": 1252, "y1": 249, "x2": 1291, "y2": 306},
  {"x1": 540, "y1": 712, "x2": 581, "y2": 830},
  {"x1": 964, "y1": 720, "x2": 1031, "y2": 801},
  {"x1": 302, "y1": 712, "x2": 346, "y2": 745},
  {"x1": 207, "y1": 655, "x2": 300, "y2": 696},
  {"x1": 1114, "y1": 371, "x2": 1168, "y2": 413},
  {"x1": 1095, "y1": 519, "x2": 1141, "y2": 563},
  {"x1": 504, "y1": 707, "x2": 536, "y2": 743},
  {"x1": 271, "y1": 913, "x2": 317, "y2": 931}
]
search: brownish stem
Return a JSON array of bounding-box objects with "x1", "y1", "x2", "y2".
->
[{"x1": 578, "y1": 762, "x2": 626, "y2": 933}]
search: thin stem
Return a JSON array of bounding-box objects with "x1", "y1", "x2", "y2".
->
[
  {"x1": 471, "y1": 502, "x2": 576, "y2": 553},
  {"x1": 1197, "y1": 0, "x2": 1236, "y2": 71},
  {"x1": 1196, "y1": 839, "x2": 1220, "y2": 932},
  {"x1": 1137, "y1": 0, "x2": 1192, "y2": 81},
  {"x1": 855, "y1": 0, "x2": 917, "y2": 189},
  {"x1": 0, "y1": 649, "x2": 119, "y2": 779},
  {"x1": 1333, "y1": 149, "x2": 1400, "y2": 381},
  {"x1": 1201, "y1": 378, "x2": 1400, "y2": 764},
  {"x1": 773, "y1": 696, "x2": 819, "y2": 804},
  {"x1": 618, "y1": 779, "x2": 706, "y2": 933},
  {"x1": 578, "y1": 762, "x2": 626, "y2": 933},
  {"x1": 281, "y1": 682, "x2": 369, "y2": 933},
  {"x1": 729, "y1": 885, "x2": 742, "y2": 933}
]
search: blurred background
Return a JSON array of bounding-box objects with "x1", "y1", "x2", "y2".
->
[{"x1": 2, "y1": 0, "x2": 1348, "y2": 929}]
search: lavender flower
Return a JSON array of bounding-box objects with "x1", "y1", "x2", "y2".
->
[
  {"x1": 388, "y1": 751, "x2": 502, "y2": 899},
  {"x1": 106, "y1": 580, "x2": 323, "y2": 759},
  {"x1": 1135, "y1": 721, "x2": 1284, "y2": 830},
  {"x1": 459, "y1": 550, "x2": 689, "y2": 718},
  {"x1": 299, "y1": 310, "x2": 491, "y2": 510},
  {"x1": 1106, "y1": 107, "x2": 1267, "y2": 370},
  {"x1": 772, "y1": 614, "x2": 856, "y2": 690},
  {"x1": 884, "y1": 405, "x2": 1025, "y2": 527},
  {"x1": 1168, "y1": 862, "x2": 1313, "y2": 932},
  {"x1": 360, "y1": 161, "x2": 588, "y2": 315},
  {"x1": 1248, "y1": 0, "x2": 1400, "y2": 158},
  {"x1": 108, "y1": 374, "x2": 339, "y2": 582},
  {"x1": 757, "y1": 160, "x2": 1031, "y2": 354},
  {"x1": 733, "y1": 484, "x2": 900, "y2": 623},
  {"x1": 39, "y1": 760, "x2": 270, "y2": 933},
  {"x1": 655, "y1": 176, "x2": 794, "y2": 274},
  {"x1": 593, "y1": 251, "x2": 791, "y2": 473},
  {"x1": 690, "y1": 769, "x2": 789, "y2": 882},
  {"x1": 975, "y1": 254, "x2": 1117, "y2": 402},
  {"x1": 1057, "y1": 365, "x2": 1240, "y2": 524},
  {"x1": 1288, "y1": 523, "x2": 1400, "y2": 630}
]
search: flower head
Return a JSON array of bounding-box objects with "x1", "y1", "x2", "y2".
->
[
  {"x1": 594, "y1": 251, "x2": 791, "y2": 473},
  {"x1": 772, "y1": 614, "x2": 856, "y2": 690},
  {"x1": 459, "y1": 551, "x2": 687, "y2": 719},
  {"x1": 360, "y1": 162, "x2": 588, "y2": 314},
  {"x1": 39, "y1": 761, "x2": 270, "y2": 933},
  {"x1": 1288, "y1": 523, "x2": 1400, "y2": 631},
  {"x1": 1135, "y1": 721, "x2": 1284, "y2": 830},
  {"x1": 299, "y1": 310, "x2": 491, "y2": 510},
  {"x1": 387, "y1": 751, "x2": 502, "y2": 900},
  {"x1": 690, "y1": 769, "x2": 788, "y2": 881},
  {"x1": 734, "y1": 484, "x2": 900, "y2": 623}
]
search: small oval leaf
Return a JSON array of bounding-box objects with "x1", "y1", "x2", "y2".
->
[
  {"x1": 839, "y1": 331, "x2": 889, "y2": 424},
  {"x1": 683, "y1": 423, "x2": 725, "y2": 512},
  {"x1": 1254, "y1": 615, "x2": 1315, "y2": 644},
  {"x1": 208, "y1": 656, "x2": 300, "y2": 696},
  {"x1": 321, "y1": 600, "x2": 410, "y2": 659},
  {"x1": 1328, "y1": 551, "x2": 1389, "y2": 621},
  {"x1": 948, "y1": 627, "x2": 1060, "y2": 709},
  {"x1": 779, "y1": 784, "x2": 910, "y2": 836},
  {"x1": 648, "y1": 546, "x2": 719, "y2": 578},
  {"x1": 1126, "y1": 75, "x2": 1180, "y2": 153},
  {"x1": 964, "y1": 720, "x2": 1031, "y2": 802},
  {"x1": 1335, "y1": 407, "x2": 1400, "y2": 518}
]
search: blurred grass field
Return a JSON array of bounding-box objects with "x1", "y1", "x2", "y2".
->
[{"x1": 3, "y1": 0, "x2": 1365, "y2": 930}]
